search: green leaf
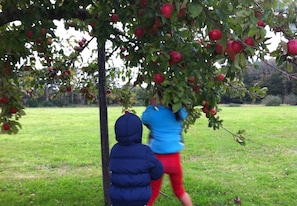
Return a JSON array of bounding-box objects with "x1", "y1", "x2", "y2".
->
[
  {"x1": 188, "y1": 2, "x2": 203, "y2": 18},
  {"x1": 172, "y1": 101, "x2": 182, "y2": 113}
]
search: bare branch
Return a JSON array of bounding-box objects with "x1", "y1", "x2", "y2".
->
[{"x1": 262, "y1": 59, "x2": 297, "y2": 80}]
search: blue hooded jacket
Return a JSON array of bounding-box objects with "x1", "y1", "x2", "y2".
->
[{"x1": 109, "y1": 113, "x2": 164, "y2": 206}]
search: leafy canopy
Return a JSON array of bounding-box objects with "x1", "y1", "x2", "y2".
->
[{"x1": 1, "y1": 0, "x2": 297, "y2": 143}]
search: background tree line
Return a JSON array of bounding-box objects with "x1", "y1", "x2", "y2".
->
[
  {"x1": 22, "y1": 57, "x2": 297, "y2": 108},
  {"x1": 222, "y1": 58, "x2": 297, "y2": 105}
]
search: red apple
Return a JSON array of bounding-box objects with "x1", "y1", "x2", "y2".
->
[
  {"x1": 139, "y1": 0, "x2": 148, "y2": 9},
  {"x1": 26, "y1": 30, "x2": 33, "y2": 39},
  {"x1": 161, "y1": 3, "x2": 174, "y2": 19},
  {"x1": 215, "y1": 43, "x2": 223, "y2": 54},
  {"x1": 257, "y1": 20, "x2": 265, "y2": 27},
  {"x1": 225, "y1": 40, "x2": 236, "y2": 60},
  {"x1": 47, "y1": 38, "x2": 53, "y2": 44},
  {"x1": 231, "y1": 41, "x2": 243, "y2": 53},
  {"x1": 134, "y1": 27, "x2": 145, "y2": 38},
  {"x1": 255, "y1": 11, "x2": 262, "y2": 18},
  {"x1": 0, "y1": 96, "x2": 9, "y2": 104},
  {"x1": 2, "y1": 123, "x2": 11, "y2": 131},
  {"x1": 202, "y1": 106, "x2": 209, "y2": 113},
  {"x1": 188, "y1": 76, "x2": 195, "y2": 83},
  {"x1": 154, "y1": 73, "x2": 165, "y2": 84},
  {"x1": 178, "y1": 8, "x2": 186, "y2": 18},
  {"x1": 89, "y1": 21, "x2": 95, "y2": 28},
  {"x1": 10, "y1": 107, "x2": 18, "y2": 114},
  {"x1": 210, "y1": 108, "x2": 217, "y2": 115},
  {"x1": 287, "y1": 39, "x2": 297, "y2": 55},
  {"x1": 169, "y1": 50, "x2": 183, "y2": 65},
  {"x1": 78, "y1": 40, "x2": 84, "y2": 47},
  {"x1": 106, "y1": 89, "x2": 111, "y2": 94},
  {"x1": 80, "y1": 87, "x2": 88, "y2": 93},
  {"x1": 244, "y1": 37, "x2": 254, "y2": 47},
  {"x1": 216, "y1": 74, "x2": 225, "y2": 82},
  {"x1": 36, "y1": 37, "x2": 43, "y2": 44},
  {"x1": 65, "y1": 69, "x2": 71, "y2": 75},
  {"x1": 209, "y1": 29, "x2": 222, "y2": 41},
  {"x1": 66, "y1": 86, "x2": 72, "y2": 92},
  {"x1": 110, "y1": 14, "x2": 119, "y2": 23},
  {"x1": 154, "y1": 17, "x2": 162, "y2": 27},
  {"x1": 192, "y1": 84, "x2": 200, "y2": 92}
]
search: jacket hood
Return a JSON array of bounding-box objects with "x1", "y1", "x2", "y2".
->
[{"x1": 114, "y1": 113, "x2": 142, "y2": 145}]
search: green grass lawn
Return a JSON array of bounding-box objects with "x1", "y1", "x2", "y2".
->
[{"x1": 0, "y1": 106, "x2": 296, "y2": 206}]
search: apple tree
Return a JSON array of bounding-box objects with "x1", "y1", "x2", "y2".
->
[
  {"x1": 2, "y1": 0, "x2": 297, "y2": 204},
  {"x1": 1, "y1": 0, "x2": 297, "y2": 137}
]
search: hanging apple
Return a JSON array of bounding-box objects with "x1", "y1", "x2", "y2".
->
[
  {"x1": 210, "y1": 108, "x2": 217, "y2": 115},
  {"x1": 209, "y1": 29, "x2": 222, "y2": 41},
  {"x1": 139, "y1": 0, "x2": 148, "y2": 9},
  {"x1": 215, "y1": 43, "x2": 223, "y2": 54},
  {"x1": 0, "y1": 96, "x2": 9, "y2": 104},
  {"x1": 10, "y1": 107, "x2": 18, "y2": 114},
  {"x1": 231, "y1": 41, "x2": 243, "y2": 53},
  {"x1": 178, "y1": 8, "x2": 186, "y2": 18},
  {"x1": 216, "y1": 74, "x2": 225, "y2": 82},
  {"x1": 2, "y1": 123, "x2": 11, "y2": 131},
  {"x1": 161, "y1": 3, "x2": 174, "y2": 19},
  {"x1": 110, "y1": 14, "x2": 119, "y2": 23},
  {"x1": 225, "y1": 40, "x2": 236, "y2": 60},
  {"x1": 134, "y1": 27, "x2": 145, "y2": 38},
  {"x1": 66, "y1": 86, "x2": 72, "y2": 92},
  {"x1": 26, "y1": 30, "x2": 33, "y2": 39},
  {"x1": 154, "y1": 73, "x2": 165, "y2": 84},
  {"x1": 169, "y1": 50, "x2": 183, "y2": 65},
  {"x1": 244, "y1": 37, "x2": 254, "y2": 47},
  {"x1": 257, "y1": 20, "x2": 265, "y2": 27},
  {"x1": 187, "y1": 76, "x2": 195, "y2": 83},
  {"x1": 287, "y1": 39, "x2": 297, "y2": 55}
]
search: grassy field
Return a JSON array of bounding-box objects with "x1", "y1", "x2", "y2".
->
[{"x1": 0, "y1": 105, "x2": 296, "y2": 206}]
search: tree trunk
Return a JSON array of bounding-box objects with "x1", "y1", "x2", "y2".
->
[{"x1": 98, "y1": 41, "x2": 110, "y2": 205}]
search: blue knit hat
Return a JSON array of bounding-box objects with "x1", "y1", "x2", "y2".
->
[{"x1": 114, "y1": 113, "x2": 143, "y2": 145}]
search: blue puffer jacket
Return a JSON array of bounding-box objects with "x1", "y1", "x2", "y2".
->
[{"x1": 109, "y1": 113, "x2": 164, "y2": 206}]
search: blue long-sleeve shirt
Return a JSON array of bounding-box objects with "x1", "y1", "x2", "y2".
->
[{"x1": 141, "y1": 105, "x2": 188, "y2": 154}]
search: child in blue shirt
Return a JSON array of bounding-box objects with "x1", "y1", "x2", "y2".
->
[{"x1": 142, "y1": 93, "x2": 193, "y2": 206}]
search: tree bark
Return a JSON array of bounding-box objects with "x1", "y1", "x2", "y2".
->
[{"x1": 98, "y1": 41, "x2": 110, "y2": 205}]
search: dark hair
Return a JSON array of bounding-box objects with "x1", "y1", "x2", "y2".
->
[{"x1": 155, "y1": 87, "x2": 182, "y2": 121}]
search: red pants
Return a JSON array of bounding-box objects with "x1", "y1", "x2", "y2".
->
[{"x1": 147, "y1": 152, "x2": 186, "y2": 206}]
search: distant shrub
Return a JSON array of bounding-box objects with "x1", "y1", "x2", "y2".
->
[
  {"x1": 25, "y1": 99, "x2": 38, "y2": 107},
  {"x1": 228, "y1": 103, "x2": 241, "y2": 107},
  {"x1": 283, "y1": 93, "x2": 297, "y2": 105},
  {"x1": 41, "y1": 101, "x2": 56, "y2": 107},
  {"x1": 261, "y1": 95, "x2": 282, "y2": 106}
]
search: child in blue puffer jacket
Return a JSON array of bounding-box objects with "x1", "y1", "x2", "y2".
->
[{"x1": 109, "y1": 112, "x2": 164, "y2": 206}]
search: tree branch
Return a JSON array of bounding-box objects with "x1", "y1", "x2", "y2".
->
[
  {"x1": 0, "y1": 5, "x2": 91, "y2": 27},
  {"x1": 262, "y1": 58, "x2": 297, "y2": 80}
]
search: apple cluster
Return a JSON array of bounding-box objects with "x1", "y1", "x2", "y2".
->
[{"x1": 0, "y1": 94, "x2": 23, "y2": 133}]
